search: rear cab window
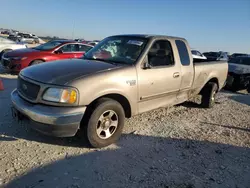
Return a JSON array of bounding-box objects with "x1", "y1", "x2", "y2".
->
[{"x1": 175, "y1": 40, "x2": 190, "y2": 66}]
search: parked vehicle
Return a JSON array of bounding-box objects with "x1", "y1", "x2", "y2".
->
[
  {"x1": 7, "y1": 34, "x2": 21, "y2": 42},
  {"x1": 0, "y1": 36, "x2": 27, "y2": 58},
  {"x1": 87, "y1": 40, "x2": 100, "y2": 46},
  {"x1": 17, "y1": 33, "x2": 40, "y2": 44},
  {"x1": 226, "y1": 56, "x2": 250, "y2": 91},
  {"x1": 229, "y1": 53, "x2": 249, "y2": 60},
  {"x1": 1, "y1": 40, "x2": 93, "y2": 72},
  {"x1": 1, "y1": 30, "x2": 10, "y2": 35},
  {"x1": 203, "y1": 51, "x2": 229, "y2": 61},
  {"x1": 1, "y1": 29, "x2": 17, "y2": 35},
  {"x1": 191, "y1": 49, "x2": 207, "y2": 59},
  {"x1": 75, "y1": 39, "x2": 85, "y2": 42},
  {"x1": 11, "y1": 34, "x2": 228, "y2": 148}
]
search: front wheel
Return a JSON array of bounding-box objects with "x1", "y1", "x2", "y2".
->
[
  {"x1": 247, "y1": 84, "x2": 250, "y2": 93},
  {"x1": 85, "y1": 98, "x2": 125, "y2": 148},
  {"x1": 201, "y1": 82, "x2": 218, "y2": 108}
]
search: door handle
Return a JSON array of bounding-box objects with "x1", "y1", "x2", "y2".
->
[{"x1": 173, "y1": 72, "x2": 180, "y2": 78}]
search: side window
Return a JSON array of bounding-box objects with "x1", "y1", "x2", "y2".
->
[
  {"x1": 191, "y1": 50, "x2": 198, "y2": 55},
  {"x1": 196, "y1": 51, "x2": 203, "y2": 56},
  {"x1": 175, "y1": 40, "x2": 190, "y2": 66},
  {"x1": 147, "y1": 40, "x2": 175, "y2": 67},
  {"x1": 23, "y1": 34, "x2": 29, "y2": 38},
  {"x1": 78, "y1": 45, "x2": 92, "y2": 52},
  {"x1": 60, "y1": 44, "x2": 77, "y2": 52}
]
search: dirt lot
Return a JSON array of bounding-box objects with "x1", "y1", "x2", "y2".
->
[{"x1": 0, "y1": 66, "x2": 250, "y2": 188}]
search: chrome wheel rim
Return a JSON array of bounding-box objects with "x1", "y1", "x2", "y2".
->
[
  {"x1": 96, "y1": 110, "x2": 118, "y2": 139},
  {"x1": 211, "y1": 91, "x2": 216, "y2": 102}
]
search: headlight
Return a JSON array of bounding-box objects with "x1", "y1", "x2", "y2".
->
[
  {"x1": 42, "y1": 88, "x2": 78, "y2": 104},
  {"x1": 12, "y1": 57, "x2": 27, "y2": 60}
]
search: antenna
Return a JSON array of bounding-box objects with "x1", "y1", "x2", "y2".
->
[{"x1": 72, "y1": 20, "x2": 75, "y2": 39}]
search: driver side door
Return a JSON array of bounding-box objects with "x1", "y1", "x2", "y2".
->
[
  {"x1": 53, "y1": 44, "x2": 78, "y2": 61},
  {"x1": 137, "y1": 39, "x2": 182, "y2": 113}
]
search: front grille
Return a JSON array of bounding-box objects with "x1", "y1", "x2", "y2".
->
[{"x1": 17, "y1": 77, "x2": 40, "y2": 100}]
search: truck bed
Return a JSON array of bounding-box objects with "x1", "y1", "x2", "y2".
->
[
  {"x1": 192, "y1": 60, "x2": 228, "y2": 94},
  {"x1": 193, "y1": 58, "x2": 224, "y2": 63}
]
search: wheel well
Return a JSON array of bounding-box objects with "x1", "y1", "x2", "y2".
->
[
  {"x1": 200, "y1": 78, "x2": 219, "y2": 94},
  {"x1": 1, "y1": 49, "x2": 12, "y2": 54},
  {"x1": 29, "y1": 59, "x2": 45, "y2": 66},
  {"x1": 88, "y1": 94, "x2": 132, "y2": 118}
]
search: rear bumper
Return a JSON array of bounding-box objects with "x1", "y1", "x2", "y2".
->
[{"x1": 11, "y1": 89, "x2": 86, "y2": 137}]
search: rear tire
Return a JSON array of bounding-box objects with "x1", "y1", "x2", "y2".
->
[
  {"x1": 201, "y1": 82, "x2": 218, "y2": 108},
  {"x1": 30, "y1": 60, "x2": 43, "y2": 66},
  {"x1": 84, "y1": 98, "x2": 125, "y2": 148}
]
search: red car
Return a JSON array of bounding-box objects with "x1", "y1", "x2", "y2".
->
[{"x1": 1, "y1": 40, "x2": 93, "y2": 72}]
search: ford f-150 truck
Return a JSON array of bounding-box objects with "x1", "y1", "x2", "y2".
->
[{"x1": 11, "y1": 34, "x2": 228, "y2": 148}]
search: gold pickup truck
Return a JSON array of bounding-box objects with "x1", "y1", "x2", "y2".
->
[{"x1": 11, "y1": 34, "x2": 228, "y2": 148}]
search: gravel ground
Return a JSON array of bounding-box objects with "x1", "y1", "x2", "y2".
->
[{"x1": 0, "y1": 66, "x2": 250, "y2": 188}]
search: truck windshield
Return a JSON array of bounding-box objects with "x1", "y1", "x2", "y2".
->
[
  {"x1": 83, "y1": 36, "x2": 148, "y2": 64},
  {"x1": 33, "y1": 41, "x2": 62, "y2": 51}
]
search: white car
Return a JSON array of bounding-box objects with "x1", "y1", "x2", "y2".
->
[
  {"x1": 0, "y1": 36, "x2": 27, "y2": 57},
  {"x1": 191, "y1": 49, "x2": 207, "y2": 59}
]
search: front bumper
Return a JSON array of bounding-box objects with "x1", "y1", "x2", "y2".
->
[
  {"x1": 11, "y1": 89, "x2": 86, "y2": 137},
  {"x1": 227, "y1": 73, "x2": 250, "y2": 89},
  {"x1": 1, "y1": 58, "x2": 22, "y2": 72}
]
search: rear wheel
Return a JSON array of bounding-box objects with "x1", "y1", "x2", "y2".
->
[
  {"x1": 201, "y1": 82, "x2": 218, "y2": 108},
  {"x1": 84, "y1": 98, "x2": 125, "y2": 148},
  {"x1": 30, "y1": 60, "x2": 43, "y2": 66}
]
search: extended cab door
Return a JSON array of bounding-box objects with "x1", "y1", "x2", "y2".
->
[
  {"x1": 174, "y1": 40, "x2": 194, "y2": 103},
  {"x1": 137, "y1": 39, "x2": 182, "y2": 113}
]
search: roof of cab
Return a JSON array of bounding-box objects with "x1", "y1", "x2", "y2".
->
[{"x1": 109, "y1": 34, "x2": 186, "y2": 41}]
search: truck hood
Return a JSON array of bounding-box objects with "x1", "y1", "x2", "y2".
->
[
  {"x1": 4, "y1": 48, "x2": 39, "y2": 57},
  {"x1": 20, "y1": 59, "x2": 121, "y2": 85},
  {"x1": 228, "y1": 63, "x2": 250, "y2": 74}
]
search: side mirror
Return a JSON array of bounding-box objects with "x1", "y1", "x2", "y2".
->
[
  {"x1": 141, "y1": 61, "x2": 151, "y2": 70},
  {"x1": 55, "y1": 49, "x2": 63, "y2": 54}
]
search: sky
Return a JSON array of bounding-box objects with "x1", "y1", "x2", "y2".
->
[{"x1": 1, "y1": 0, "x2": 250, "y2": 53}]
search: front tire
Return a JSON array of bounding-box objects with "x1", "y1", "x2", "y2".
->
[
  {"x1": 247, "y1": 84, "x2": 250, "y2": 93},
  {"x1": 201, "y1": 82, "x2": 218, "y2": 108},
  {"x1": 85, "y1": 98, "x2": 125, "y2": 148}
]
